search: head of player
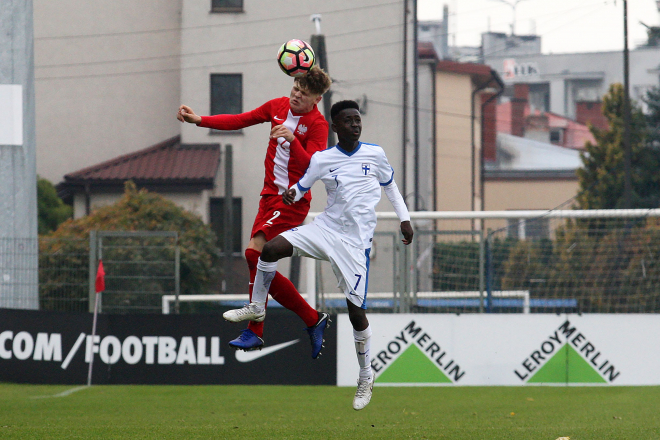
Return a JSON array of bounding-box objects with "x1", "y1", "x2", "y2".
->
[
  {"x1": 330, "y1": 100, "x2": 362, "y2": 151},
  {"x1": 289, "y1": 66, "x2": 332, "y2": 114}
]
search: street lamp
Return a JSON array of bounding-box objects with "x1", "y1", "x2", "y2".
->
[{"x1": 490, "y1": 0, "x2": 530, "y2": 35}]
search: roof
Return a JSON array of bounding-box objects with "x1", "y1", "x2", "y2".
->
[
  {"x1": 435, "y1": 59, "x2": 502, "y2": 86},
  {"x1": 487, "y1": 133, "x2": 582, "y2": 173},
  {"x1": 418, "y1": 41, "x2": 439, "y2": 60},
  {"x1": 63, "y1": 136, "x2": 221, "y2": 186}
]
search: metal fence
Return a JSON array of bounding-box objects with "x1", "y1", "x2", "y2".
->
[
  {"x1": 4, "y1": 210, "x2": 660, "y2": 315},
  {"x1": 28, "y1": 231, "x2": 179, "y2": 313},
  {"x1": 311, "y1": 209, "x2": 660, "y2": 314}
]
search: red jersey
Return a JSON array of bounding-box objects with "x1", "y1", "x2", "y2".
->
[{"x1": 198, "y1": 97, "x2": 328, "y2": 202}]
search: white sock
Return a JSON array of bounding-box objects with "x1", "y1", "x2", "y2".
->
[
  {"x1": 353, "y1": 325, "x2": 373, "y2": 380},
  {"x1": 252, "y1": 258, "x2": 278, "y2": 305}
]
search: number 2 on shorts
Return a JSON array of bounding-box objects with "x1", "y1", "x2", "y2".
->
[
  {"x1": 354, "y1": 274, "x2": 362, "y2": 290},
  {"x1": 266, "y1": 211, "x2": 281, "y2": 225}
]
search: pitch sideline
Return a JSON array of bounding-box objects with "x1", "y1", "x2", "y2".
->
[{"x1": 29, "y1": 386, "x2": 89, "y2": 399}]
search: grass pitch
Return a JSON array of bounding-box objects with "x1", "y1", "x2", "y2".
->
[{"x1": 1, "y1": 384, "x2": 659, "y2": 439}]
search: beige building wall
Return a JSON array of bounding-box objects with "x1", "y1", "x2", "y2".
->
[
  {"x1": 483, "y1": 178, "x2": 579, "y2": 231},
  {"x1": 485, "y1": 179, "x2": 578, "y2": 211},
  {"x1": 33, "y1": 0, "x2": 182, "y2": 184},
  {"x1": 434, "y1": 71, "x2": 481, "y2": 213}
]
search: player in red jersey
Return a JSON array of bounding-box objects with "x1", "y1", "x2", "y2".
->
[{"x1": 177, "y1": 66, "x2": 332, "y2": 355}]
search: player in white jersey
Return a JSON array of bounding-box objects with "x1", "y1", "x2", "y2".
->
[{"x1": 224, "y1": 100, "x2": 413, "y2": 410}]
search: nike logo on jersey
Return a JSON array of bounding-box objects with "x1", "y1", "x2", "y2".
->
[
  {"x1": 235, "y1": 339, "x2": 300, "y2": 362},
  {"x1": 329, "y1": 168, "x2": 338, "y2": 172},
  {"x1": 273, "y1": 116, "x2": 284, "y2": 122}
]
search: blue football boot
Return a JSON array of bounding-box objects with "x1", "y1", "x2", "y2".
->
[
  {"x1": 228, "y1": 328, "x2": 264, "y2": 351},
  {"x1": 305, "y1": 312, "x2": 330, "y2": 359}
]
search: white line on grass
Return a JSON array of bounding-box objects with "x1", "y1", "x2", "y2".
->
[{"x1": 30, "y1": 386, "x2": 89, "y2": 399}]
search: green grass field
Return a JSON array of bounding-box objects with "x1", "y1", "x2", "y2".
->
[{"x1": 1, "y1": 384, "x2": 659, "y2": 439}]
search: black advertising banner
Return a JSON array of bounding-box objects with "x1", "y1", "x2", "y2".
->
[{"x1": 0, "y1": 309, "x2": 336, "y2": 385}]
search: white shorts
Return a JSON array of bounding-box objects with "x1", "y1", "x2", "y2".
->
[{"x1": 281, "y1": 222, "x2": 371, "y2": 309}]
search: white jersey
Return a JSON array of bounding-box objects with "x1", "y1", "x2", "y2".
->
[{"x1": 296, "y1": 142, "x2": 395, "y2": 249}]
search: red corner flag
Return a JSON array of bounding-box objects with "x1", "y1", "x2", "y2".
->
[{"x1": 95, "y1": 260, "x2": 106, "y2": 293}]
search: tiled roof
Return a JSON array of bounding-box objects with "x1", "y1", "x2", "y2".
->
[
  {"x1": 63, "y1": 136, "x2": 220, "y2": 184},
  {"x1": 418, "y1": 41, "x2": 438, "y2": 60}
]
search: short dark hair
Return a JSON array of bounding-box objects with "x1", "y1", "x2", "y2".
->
[{"x1": 331, "y1": 100, "x2": 360, "y2": 120}]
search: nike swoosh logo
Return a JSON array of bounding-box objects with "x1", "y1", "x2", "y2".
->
[
  {"x1": 330, "y1": 168, "x2": 338, "y2": 172},
  {"x1": 235, "y1": 339, "x2": 300, "y2": 362},
  {"x1": 274, "y1": 116, "x2": 284, "y2": 121}
]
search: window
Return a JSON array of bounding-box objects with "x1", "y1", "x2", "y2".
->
[
  {"x1": 528, "y1": 83, "x2": 550, "y2": 113},
  {"x1": 549, "y1": 128, "x2": 563, "y2": 144},
  {"x1": 210, "y1": 74, "x2": 242, "y2": 133},
  {"x1": 211, "y1": 0, "x2": 243, "y2": 12},
  {"x1": 210, "y1": 197, "x2": 242, "y2": 254}
]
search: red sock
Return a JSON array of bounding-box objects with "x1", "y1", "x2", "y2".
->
[
  {"x1": 270, "y1": 272, "x2": 319, "y2": 328},
  {"x1": 244, "y1": 248, "x2": 319, "y2": 332},
  {"x1": 245, "y1": 248, "x2": 266, "y2": 337}
]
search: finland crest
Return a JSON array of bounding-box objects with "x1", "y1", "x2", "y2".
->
[{"x1": 361, "y1": 163, "x2": 371, "y2": 176}]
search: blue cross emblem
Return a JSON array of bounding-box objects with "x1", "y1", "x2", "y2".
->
[{"x1": 362, "y1": 164, "x2": 370, "y2": 175}]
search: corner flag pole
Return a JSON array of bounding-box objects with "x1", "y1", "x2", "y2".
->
[{"x1": 87, "y1": 259, "x2": 105, "y2": 386}]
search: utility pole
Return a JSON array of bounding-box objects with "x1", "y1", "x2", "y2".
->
[
  {"x1": 623, "y1": 0, "x2": 632, "y2": 208},
  {"x1": 0, "y1": 0, "x2": 39, "y2": 309}
]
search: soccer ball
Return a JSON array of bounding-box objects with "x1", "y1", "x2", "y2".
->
[{"x1": 277, "y1": 39, "x2": 316, "y2": 77}]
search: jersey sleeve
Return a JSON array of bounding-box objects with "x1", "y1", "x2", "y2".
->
[
  {"x1": 375, "y1": 148, "x2": 395, "y2": 186},
  {"x1": 296, "y1": 152, "x2": 322, "y2": 192},
  {"x1": 197, "y1": 99, "x2": 273, "y2": 130}
]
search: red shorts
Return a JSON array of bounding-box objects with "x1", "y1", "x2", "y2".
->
[{"x1": 250, "y1": 195, "x2": 311, "y2": 241}]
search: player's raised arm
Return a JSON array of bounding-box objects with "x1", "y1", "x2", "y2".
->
[{"x1": 177, "y1": 105, "x2": 201, "y2": 124}]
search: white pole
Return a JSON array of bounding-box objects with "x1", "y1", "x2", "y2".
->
[{"x1": 87, "y1": 291, "x2": 100, "y2": 386}]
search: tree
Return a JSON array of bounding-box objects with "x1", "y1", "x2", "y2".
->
[
  {"x1": 39, "y1": 182, "x2": 221, "y2": 311},
  {"x1": 644, "y1": 86, "x2": 660, "y2": 148},
  {"x1": 37, "y1": 177, "x2": 72, "y2": 235},
  {"x1": 576, "y1": 83, "x2": 660, "y2": 209}
]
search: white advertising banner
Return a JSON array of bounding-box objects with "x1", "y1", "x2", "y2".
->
[{"x1": 336, "y1": 314, "x2": 660, "y2": 386}]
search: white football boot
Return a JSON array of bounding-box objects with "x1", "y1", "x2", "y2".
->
[
  {"x1": 352, "y1": 373, "x2": 375, "y2": 410},
  {"x1": 222, "y1": 302, "x2": 265, "y2": 323}
]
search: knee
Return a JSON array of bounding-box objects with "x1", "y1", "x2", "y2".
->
[
  {"x1": 347, "y1": 307, "x2": 369, "y2": 331},
  {"x1": 261, "y1": 242, "x2": 278, "y2": 262}
]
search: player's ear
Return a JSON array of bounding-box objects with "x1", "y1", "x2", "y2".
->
[
  {"x1": 313, "y1": 95, "x2": 322, "y2": 105},
  {"x1": 330, "y1": 120, "x2": 338, "y2": 133}
]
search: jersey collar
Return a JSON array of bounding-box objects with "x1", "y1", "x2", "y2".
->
[{"x1": 334, "y1": 141, "x2": 362, "y2": 157}]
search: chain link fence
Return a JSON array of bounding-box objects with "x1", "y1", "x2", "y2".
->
[{"x1": 4, "y1": 211, "x2": 660, "y2": 315}]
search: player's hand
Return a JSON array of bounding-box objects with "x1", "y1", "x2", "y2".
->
[
  {"x1": 178, "y1": 105, "x2": 201, "y2": 124},
  {"x1": 270, "y1": 125, "x2": 295, "y2": 143},
  {"x1": 282, "y1": 188, "x2": 296, "y2": 205},
  {"x1": 400, "y1": 221, "x2": 413, "y2": 245}
]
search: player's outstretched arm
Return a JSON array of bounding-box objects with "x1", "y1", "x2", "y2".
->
[
  {"x1": 400, "y1": 221, "x2": 414, "y2": 245},
  {"x1": 177, "y1": 105, "x2": 201, "y2": 124}
]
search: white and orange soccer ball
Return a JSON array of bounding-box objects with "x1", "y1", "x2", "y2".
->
[{"x1": 277, "y1": 39, "x2": 316, "y2": 77}]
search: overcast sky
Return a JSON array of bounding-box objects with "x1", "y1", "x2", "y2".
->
[{"x1": 418, "y1": 0, "x2": 660, "y2": 54}]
